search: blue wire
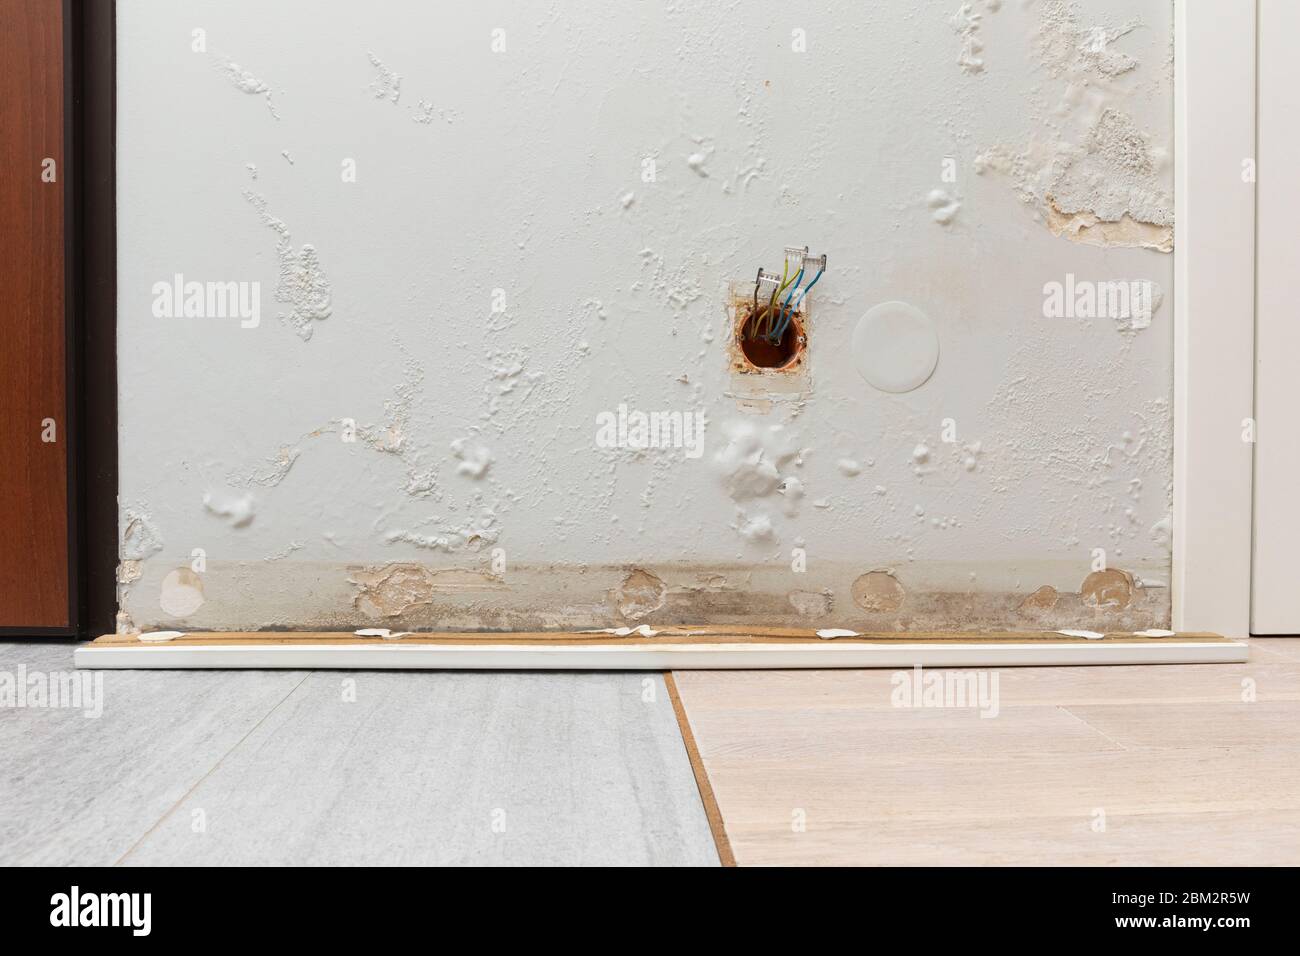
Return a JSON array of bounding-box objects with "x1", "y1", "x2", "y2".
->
[
  {"x1": 772, "y1": 265, "x2": 824, "y2": 344},
  {"x1": 767, "y1": 266, "x2": 805, "y2": 343}
]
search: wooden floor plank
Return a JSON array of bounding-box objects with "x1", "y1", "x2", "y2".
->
[{"x1": 671, "y1": 658, "x2": 1300, "y2": 866}]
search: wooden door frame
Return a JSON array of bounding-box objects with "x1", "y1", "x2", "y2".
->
[
  {"x1": 4, "y1": 0, "x2": 123, "y2": 640},
  {"x1": 1171, "y1": 0, "x2": 1257, "y2": 639},
  {"x1": 0, "y1": 0, "x2": 80, "y2": 637},
  {"x1": 70, "y1": 0, "x2": 119, "y2": 640},
  {"x1": 1246, "y1": 0, "x2": 1297, "y2": 634}
]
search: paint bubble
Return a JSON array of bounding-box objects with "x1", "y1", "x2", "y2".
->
[
  {"x1": 159, "y1": 568, "x2": 205, "y2": 618},
  {"x1": 852, "y1": 302, "x2": 940, "y2": 393}
]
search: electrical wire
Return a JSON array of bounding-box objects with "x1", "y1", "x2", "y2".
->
[
  {"x1": 771, "y1": 257, "x2": 825, "y2": 345},
  {"x1": 768, "y1": 265, "x2": 808, "y2": 344},
  {"x1": 760, "y1": 258, "x2": 792, "y2": 338}
]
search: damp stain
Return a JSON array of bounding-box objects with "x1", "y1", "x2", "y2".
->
[
  {"x1": 851, "y1": 570, "x2": 907, "y2": 613},
  {"x1": 1079, "y1": 568, "x2": 1136, "y2": 609},
  {"x1": 350, "y1": 563, "x2": 505, "y2": 619},
  {"x1": 612, "y1": 568, "x2": 668, "y2": 620},
  {"x1": 1019, "y1": 584, "x2": 1060, "y2": 612}
]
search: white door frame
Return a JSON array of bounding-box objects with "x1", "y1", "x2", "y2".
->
[
  {"x1": 1245, "y1": 0, "x2": 1296, "y2": 634},
  {"x1": 1172, "y1": 0, "x2": 1257, "y2": 639}
]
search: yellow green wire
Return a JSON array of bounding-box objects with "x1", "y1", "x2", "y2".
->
[{"x1": 754, "y1": 259, "x2": 797, "y2": 339}]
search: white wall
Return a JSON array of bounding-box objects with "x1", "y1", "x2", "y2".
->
[{"x1": 117, "y1": 0, "x2": 1177, "y2": 633}]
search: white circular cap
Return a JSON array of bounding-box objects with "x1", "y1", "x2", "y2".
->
[{"x1": 851, "y1": 301, "x2": 940, "y2": 393}]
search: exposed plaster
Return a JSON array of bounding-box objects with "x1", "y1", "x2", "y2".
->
[{"x1": 971, "y1": 3, "x2": 1173, "y2": 250}]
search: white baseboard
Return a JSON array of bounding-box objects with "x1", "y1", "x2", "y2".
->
[{"x1": 74, "y1": 639, "x2": 1249, "y2": 671}]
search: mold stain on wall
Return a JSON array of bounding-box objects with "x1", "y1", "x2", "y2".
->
[{"x1": 115, "y1": 0, "x2": 1178, "y2": 634}]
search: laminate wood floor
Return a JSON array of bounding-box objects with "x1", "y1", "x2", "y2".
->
[{"x1": 669, "y1": 638, "x2": 1300, "y2": 866}]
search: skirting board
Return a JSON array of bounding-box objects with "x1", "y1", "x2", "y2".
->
[{"x1": 74, "y1": 629, "x2": 1247, "y2": 670}]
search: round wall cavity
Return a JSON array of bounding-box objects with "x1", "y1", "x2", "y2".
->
[
  {"x1": 737, "y1": 307, "x2": 805, "y2": 370},
  {"x1": 851, "y1": 301, "x2": 939, "y2": 392},
  {"x1": 615, "y1": 568, "x2": 667, "y2": 620},
  {"x1": 159, "y1": 567, "x2": 205, "y2": 618},
  {"x1": 851, "y1": 570, "x2": 905, "y2": 612}
]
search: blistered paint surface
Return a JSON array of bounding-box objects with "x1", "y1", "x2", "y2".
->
[{"x1": 117, "y1": 0, "x2": 1175, "y2": 632}]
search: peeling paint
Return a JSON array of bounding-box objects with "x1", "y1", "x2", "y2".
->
[
  {"x1": 950, "y1": 3, "x2": 986, "y2": 75},
  {"x1": 115, "y1": 610, "x2": 137, "y2": 636},
  {"x1": 243, "y1": 191, "x2": 333, "y2": 340},
  {"x1": 213, "y1": 55, "x2": 279, "y2": 119},
  {"x1": 789, "y1": 589, "x2": 834, "y2": 617},
  {"x1": 350, "y1": 564, "x2": 439, "y2": 618},
  {"x1": 202, "y1": 491, "x2": 255, "y2": 528},
  {"x1": 1019, "y1": 585, "x2": 1060, "y2": 612},
  {"x1": 613, "y1": 568, "x2": 668, "y2": 620},
  {"x1": 117, "y1": 560, "x2": 142, "y2": 586},
  {"x1": 120, "y1": 507, "x2": 163, "y2": 561},
  {"x1": 927, "y1": 188, "x2": 962, "y2": 225},
  {"x1": 851, "y1": 570, "x2": 906, "y2": 613},
  {"x1": 1035, "y1": 2, "x2": 1138, "y2": 79},
  {"x1": 1080, "y1": 568, "x2": 1136, "y2": 609},
  {"x1": 366, "y1": 52, "x2": 401, "y2": 103},
  {"x1": 117, "y1": 1, "x2": 1177, "y2": 636},
  {"x1": 972, "y1": 3, "x2": 1174, "y2": 251}
]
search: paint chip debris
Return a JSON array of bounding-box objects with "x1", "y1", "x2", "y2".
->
[
  {"x1": 138, "y1": 630, "x2": 185, "y2": 643},
  {"x1": 355, "y1": 627, "x2": 413, "y2": 640},
  {"x1": 1058, "y1": 629, "x2": 1105, "y2": 640},
  {"x1": 816, "y1": 628, "x2": 861, "y2": 639}
]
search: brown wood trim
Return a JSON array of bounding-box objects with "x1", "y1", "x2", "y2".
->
[
  {"x1": 0, "y1": 0, "x2": 71, "y2": 628},
  {"x1": 664, "y1": 672, "x2": 736, "y2": 868}
]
